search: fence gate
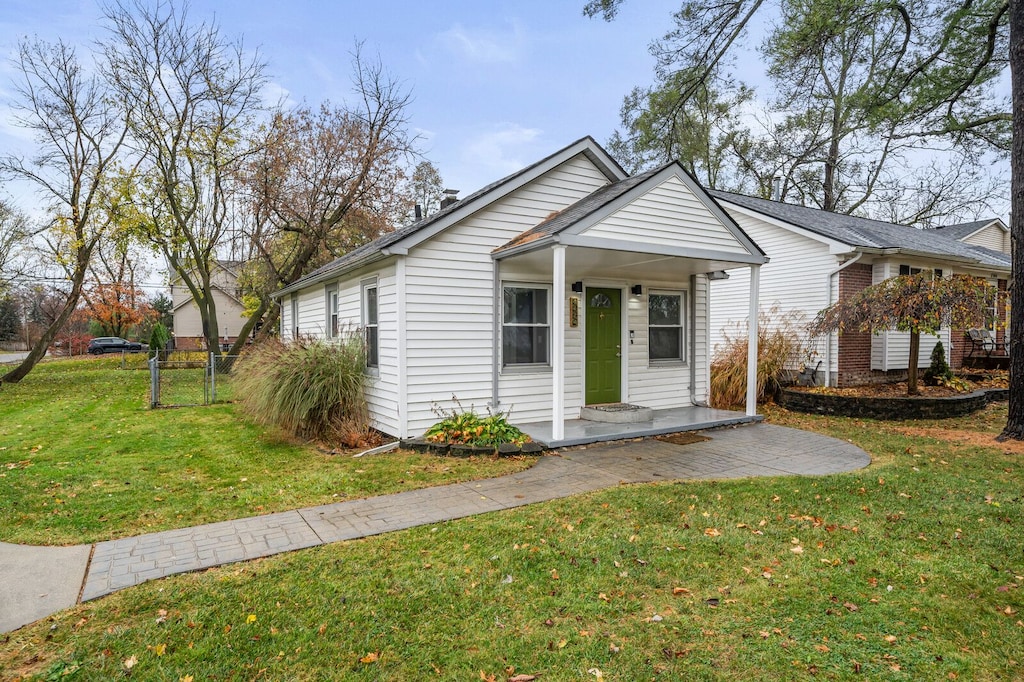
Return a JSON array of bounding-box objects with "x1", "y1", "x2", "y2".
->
[{"x1": 149, "y1": 353, "x2": 239, "y2": 408}]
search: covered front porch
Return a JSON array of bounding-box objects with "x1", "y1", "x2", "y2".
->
[{"x1": 516, "y1": 405, "x2": 762, "y2": 448}]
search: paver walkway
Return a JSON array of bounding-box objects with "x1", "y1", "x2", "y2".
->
[{"x1": 1, "y1": 423, "x2": 870, "y2": 633}]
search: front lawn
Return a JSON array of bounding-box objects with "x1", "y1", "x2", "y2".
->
[
  {"x1": 0, "y1": 358, "x2": 535, "y2": 545},
  {"x1": 1, "y1": 401, "x2": 1021, "y2": 680}
]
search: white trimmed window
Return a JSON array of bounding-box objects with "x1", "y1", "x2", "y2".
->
[
  {"x1": 362, "y1": 281, "x2": 379, "y2": 368},
  {"x1": 648, "y1": 291, "x2": 686, "y2": 362},
  {"x1": 502, "y1": 285, "x2": 550, "y2": 366},
  {"x1": 325, "y1": 285, "x2": 339, "y2": 338}
]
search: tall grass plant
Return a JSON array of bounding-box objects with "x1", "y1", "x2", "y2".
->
[
  {"x1": 711, "y1": 306, "x2": 810, "y2": 408},
  {"x1": 233, "y1": 335, "x2": 368, "y2": 440}
]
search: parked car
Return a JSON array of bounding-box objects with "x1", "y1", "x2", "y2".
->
[{"x1": 87, "y1": 337, "x2": 146, "y2": 354}]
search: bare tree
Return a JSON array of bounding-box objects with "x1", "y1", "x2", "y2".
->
[
  {"x1": 0, "y1": 199, "x2": 29, "y2": 294},
  {"x1": 0, "y1": 39, "x2": 129, "y2": 383},
  {"x1": 236, "y1": 51, "x2": 416, "y2": 350},
  {"x1": 101, "y1": 0, "x2": 267, "y2": 355}
]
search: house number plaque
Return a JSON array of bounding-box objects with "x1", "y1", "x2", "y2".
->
[{"x1": 569, "y1": 296, "x2": 579, "y2": 328}]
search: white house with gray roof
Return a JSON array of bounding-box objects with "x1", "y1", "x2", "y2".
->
[
  {"x1": 707, "y1": 191, "x2": 1011, "y2": 387},
  {"x1": 272, "y1": 137, "x2": 768, "y2": 445}
]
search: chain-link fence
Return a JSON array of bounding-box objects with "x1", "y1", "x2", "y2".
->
[{"x1": 149, "y1": 353, "x2": 241, "y2": 408}]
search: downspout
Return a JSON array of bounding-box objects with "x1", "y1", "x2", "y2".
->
[{"x1": 823, "y1": 253, "x2": 864, "y2": 387}]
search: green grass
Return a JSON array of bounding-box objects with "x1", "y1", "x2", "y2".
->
[
  {"x1": 0, "y1": 358, "x2": 535, "y2": 545},
  {"x1": 2, "y1": 360, "x2": 1023, "y2": 679}
]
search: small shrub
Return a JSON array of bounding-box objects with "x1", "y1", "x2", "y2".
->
[
  {"x1": 711, "y1": 306, "x2": 810, "y2": 409},
  {"x1": 149, "y1": 322, "x2": 170, "y2": 356},
  {"x1": 923, "y1": 341, "x2": 952, "y2": 386},
  {"x1": 425, "y1": 398, "x2": 530, "y2": 448},
  {"x1": 232, "y1": 335, "x2": 368, "y2": 440}
]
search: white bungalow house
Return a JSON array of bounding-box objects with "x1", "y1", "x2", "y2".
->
[
  {"x1": 272, "y1": 137, "x2": 768, "y2": 446},
  {"x1": 707, "y1": 191, "x2": 1011, "y2": 387}
]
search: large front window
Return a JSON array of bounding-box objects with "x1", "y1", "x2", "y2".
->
[
  {"x1": 649, "y1": 291, "x2": 685, "y2": 362},
  {"x1": 502, "y1": 285, "x2": 550, "y2": 366}
]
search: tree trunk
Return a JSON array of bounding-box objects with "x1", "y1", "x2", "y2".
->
[
  {"x1": 1, "y1": 271, "x2": 88, "y2": 384},
  {"x1": 907, "y1": 331, "x2": 920, "y2": 396},
  {"x1": 1001, "y1": 0, "x2": 1024, "y2": 441}
]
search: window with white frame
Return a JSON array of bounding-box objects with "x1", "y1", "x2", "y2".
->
[
  {"x1": 899, "y1": 265, "x2": 943, "y2": 279},
  {"x1": 325, "y1": 285, "x2": 339, "y2": 338},
  {"x1": 502, "y1": 285, "x2": 550, "y2": 366},
  {"x1": 362, "y1": 281, "x2": 379, "y2": 368},
  {"x1": 648, "y1": 291, "x2": 686, "y2": 362},
  {"x1": 291, "y1": 295, "x2": 299, "y2": 340}
]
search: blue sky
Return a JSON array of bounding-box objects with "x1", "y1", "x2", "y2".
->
[{"x1": 0, "y1": 0, "x2": 685, "y2": 199}]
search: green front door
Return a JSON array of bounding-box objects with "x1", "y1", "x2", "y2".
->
[{"x1": 585, "y1": 287, "x2": 621, "y2": 405}]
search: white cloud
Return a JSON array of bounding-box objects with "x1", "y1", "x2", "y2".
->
[
  {"x1": 436, "y1": 20, "x2": 525, "y2": 65},
  {"x1": 261, "y1": 81, "x2": 297, "y2": 110},
  {"x1": 456, "y1": 123, "x2": 544, "y2": 185}
]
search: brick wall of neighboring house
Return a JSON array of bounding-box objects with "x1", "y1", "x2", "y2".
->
[
  {"x1": 836, "y1": 263, "x2": 874, "y2": 387},
  {"x1": 949, "y1": 326, "x2": 968, "y2": 370}
]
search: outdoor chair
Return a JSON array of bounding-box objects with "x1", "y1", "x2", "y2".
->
[{"x1": 966, "y1": 328, "x2": 1007, "y2": 357}]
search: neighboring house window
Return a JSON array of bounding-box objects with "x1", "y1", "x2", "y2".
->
[
  {"x1": 363, "y1": 281, "x2": 379, "y2": 368},
  {"x1": 899, "y1": 265, "x2": 942, "y2": 278},
  {"x1": 502, "y1": 285, "x2": 550, "y2": 365},
  {"x1": 325, "y1": 285, "x2": 339, "y2": 338},
  {"x1": 649, "y1": 291, "x2": 686, "y2": 362}
]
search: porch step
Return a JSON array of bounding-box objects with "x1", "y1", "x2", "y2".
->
[{"x1": 580, "y1": 403, "x2": 653, "y2": 424}]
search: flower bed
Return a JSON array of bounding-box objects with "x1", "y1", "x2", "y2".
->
[{"x1": 779, "y1": 386, "x2": 1008, "y2": 420}]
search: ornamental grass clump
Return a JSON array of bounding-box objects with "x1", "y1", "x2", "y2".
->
[
  {"x1": 711, "y1": 306, "x2": 810, "y2": 409},
  {"x1": 233, "y1": 335, "x2": 368, "y2": 440}
]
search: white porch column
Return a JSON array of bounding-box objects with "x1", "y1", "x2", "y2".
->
[
  {"x1": 552, "y1": 245, "x2": 566, "y2": 441},
  {"x1": 745, "y1": 264, "x2": 761, "y2": 417}
]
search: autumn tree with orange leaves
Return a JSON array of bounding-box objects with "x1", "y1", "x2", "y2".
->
[{"x1": 809, "y1": 272, "x2": 1005, "y2": 396}]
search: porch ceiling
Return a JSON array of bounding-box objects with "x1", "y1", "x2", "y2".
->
[{"x1": 497, "y1": 246, "x2": 749, "y2": 281}]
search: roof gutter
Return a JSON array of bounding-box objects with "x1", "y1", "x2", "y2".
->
[{"x1": 271, "y1": 251, "x2": 393, "y2": 299}]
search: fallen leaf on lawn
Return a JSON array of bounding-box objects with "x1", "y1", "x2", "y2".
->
[
  {"x1": 508, "y1": 675, "x2": 538, "y2": 682},
  {"x1": 884, "y1": 635, "x2": 898, "y2": 644},
  {"x1": 557, "y1": 638, "x2": 568, "y2": 649},
  {"x1": 180, "y1": 676, "x2": 194, "y2": 682},
  {"x1": 759, "y1": 631, "x2": 770, "y2": 639},
  {"x1": 479, "y1": 672, "x2": 496, "y2": 682},
  {"x1": 855, "y1": 633, "x2": 867, "y2": 641},
  {"x1": 598, "y1": 593, "x2": 610, "y2": 602},
  {"x1": 844, "y1": 602, "x2": 859, "y2": 612},
  {"x1": 123, "y1": 655, "x2": 138, "y2": 670},
  {"x1": 704, "y1": 528, "x2": 721, "y2": 537},
  {"x1": 672, "y1": 587, "x2": 691, "y2": 595},
  {"x1": 154, "y1": 644, "x2": 166, "y2": 656},
  {"x1": 588, "y1": 669, "x2": 603, "y2": 679},
  {"x1": 246, "y1": 614, "x2": 257, "y2": 624},
  {"x1": 790, "y1": 545, "x2": 804, "y2": 554},
  {"x1": 360, "y1": 652, "x2": 379, "y2": 663},
  {"x1": 1004, "y1": 606, "x2": 1018, "y2": 616},
  {"x1": 550, "y1": 569, "x2": 560, "y2": 580},
  {"x1": 815, "y1": 644, "x2": 830, "y2": 653}
]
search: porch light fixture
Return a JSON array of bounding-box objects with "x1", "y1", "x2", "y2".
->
[
  {"x1": 630, "y1": 284, "x2": 643, "y2": 296},
  {"x1": 571, "y1": 281, "x2": 583, "y2": 293},
  {"x1": 706, "y1": 271, "x2": 730, "y2": 281}
]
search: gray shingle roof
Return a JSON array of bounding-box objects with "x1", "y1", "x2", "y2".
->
[
  {"x1": 931, "y1": 219, "x2": 1003, "y2": 241},
  {"x1": 710, "y1": 190, "x2": 1010, "y2": 270}
]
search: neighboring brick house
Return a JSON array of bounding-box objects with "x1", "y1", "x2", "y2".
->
[
  {"x1": 170, "y1": 260, "x2": 248, "y2": 351},
  {"x1": 707, "y1": 192, "x2": 1011, "y2": 387}
]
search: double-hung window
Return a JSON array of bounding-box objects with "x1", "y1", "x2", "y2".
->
[
  {"x1": 363, "y1": 281, "x2": 379, "y2": 368},
  {"x1": 648, "y1": 291, "x2": 685, "y2": 362},
  {"x1": 325, "y1": 285, "x2": 339, "y2": 338},
  {"x1": 502, "y1": 285, "x2": 550, "y2": 366}
]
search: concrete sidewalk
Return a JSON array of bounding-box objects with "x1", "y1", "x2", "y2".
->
[{"x1": 0, "y1": 423, "x2": 870, "y2": 633}]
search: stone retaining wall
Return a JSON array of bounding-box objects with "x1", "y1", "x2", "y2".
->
[{"x1": 779, "y1": 387, "x2": 1009, "y2": 420}]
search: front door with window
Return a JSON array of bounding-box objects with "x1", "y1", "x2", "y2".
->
[{"x1": 585, "y1": 287, "x2": 621, "y2": 405}]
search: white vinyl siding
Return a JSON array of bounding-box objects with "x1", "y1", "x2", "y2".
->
[
  {"x1": 583, "y1": 176, "x2": 749, "y2": 254},
  {"x1": 404, "y1": 154, "x2": 612, "y2": 434},
  {"x1": 709, "y1": 209, "x2": 834, "y2": 367},
  {"x1": 962, "y1": 224, "x2": 1009, "y2": 254}
]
